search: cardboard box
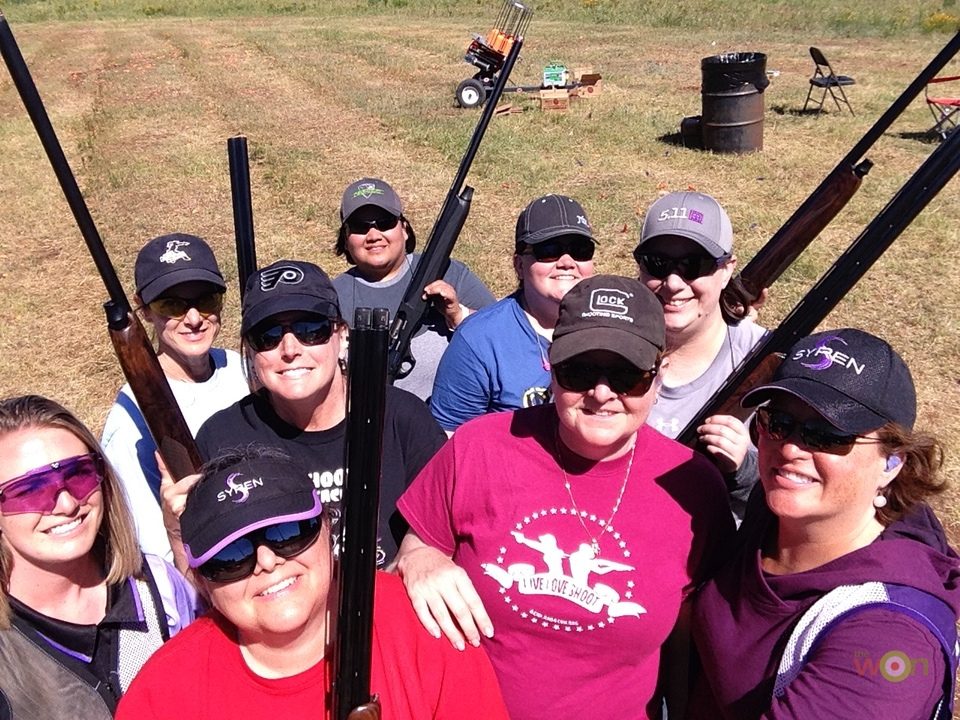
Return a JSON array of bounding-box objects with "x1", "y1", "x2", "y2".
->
[
  {"x1": 575, "y1": 73, "x2": 603, "y2": 99},
  {"x1": 539, "y1": 88, "x2": 570, "y2": 111}
]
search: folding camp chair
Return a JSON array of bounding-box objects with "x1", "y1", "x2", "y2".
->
[
  {"x1": 925, "y1": 75, "x2": 960, "y2": 140},
  {"x1": 803, "y1": 47, "x2": 855, "y2": 116}
]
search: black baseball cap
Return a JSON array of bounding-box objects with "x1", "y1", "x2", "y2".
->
[
  {"x1": 515, "y1": 194, "x2": 594, "y2": 247},
  {"x1": 741, "y1": 328, "x2": 917, "y2": 433},
  {"x1": 182, "y1": 455, "x2": 322, "y2": 568},
  {"x1": 241, "y1": 260, "x2": 341, "y2": 335},
  {"x1": 135, "y1": 233, "x2": 226, "y2": 304},
  {"x1": 550, "y1": 275, "x2": 665, "y2": 371}
]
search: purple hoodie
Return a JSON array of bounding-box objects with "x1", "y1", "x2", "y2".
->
[{"x1": 689, "y1": 500, "x2": 960, "y2": 719}]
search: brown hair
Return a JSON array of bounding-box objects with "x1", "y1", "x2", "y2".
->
[
  {"x1": 874, "y1": 422, "x2": 947, "y2": 525},
  {"x1": 0, "y1": 395, "x2": 142, "y2": 628}
]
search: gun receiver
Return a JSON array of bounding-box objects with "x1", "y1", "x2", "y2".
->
[{"x1": 386, "y1": 35, "x2": 524, "y2": 382}]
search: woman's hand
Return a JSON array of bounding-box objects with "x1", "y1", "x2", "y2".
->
[
  {"x1": 156, "y1": 452, "x2": 201, "y2": 574},
  {"x1": 394, "y1": 531, "x2": 494, "y2": 650},
  {"x1": 697, "y1": 414, "x2": 751, "y2": 475},
  {"x1": 423, "y1": 279, "x2": 470, "y2": 329}
]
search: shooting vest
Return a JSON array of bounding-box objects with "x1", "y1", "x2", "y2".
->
[
  {"x1": 774, "y1": 582, "x2": 959, "y2": 720},
  {"x1": 0, "y1": 554, "x2": 195, "y2": 720}
]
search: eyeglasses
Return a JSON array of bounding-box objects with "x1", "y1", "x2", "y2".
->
[
  {"x1": 523, "y1": 238, "x2": 595, "y2": 263},
  {"x1": 198, "y1": 517, "x2": 323, "y2": 583},
  {"x1": 246, "y1": 318, "x2": 335, "y2": 353},
  {"x1": 0, "y1": 453, "x2": 104, "y2": 515},
  {"x1": 148, "y1": 292, "x2": 223, "y2": 319},
  {"x1": 553, "y1": 360, "x2": 658, "y2": 396},
  {"x1": 634, "y1": 251, "x2": 728, "y2": 281},
  {"x1": 754, "y1": 406, "x2": 878, "y2": 454},
  {"x1": 345, "y1": 213, "x2": 400, "y2": 236}
]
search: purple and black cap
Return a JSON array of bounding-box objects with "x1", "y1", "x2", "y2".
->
[
  {"x1": 241, "y1": 260, "x2": 341, "y2": 335},
  {"x1": 181, "y1": 455, "x2": 323, "y2": 569},
  {"x1": 741, "y1": 328, "x2": 917, "y2": 433},
  {"x1": 135, "y1": 233, "x2": 226, "y2": 305}
]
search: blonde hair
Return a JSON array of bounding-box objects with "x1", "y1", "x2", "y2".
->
[{"x1": 0, "y1": 395, "x2": 142, "y2": 628}]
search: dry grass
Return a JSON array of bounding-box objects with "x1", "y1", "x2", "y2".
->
[{"x1": 0, "y1": 16, "x2": 958, "y2": 536}]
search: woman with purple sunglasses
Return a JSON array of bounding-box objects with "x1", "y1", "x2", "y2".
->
[{"x1": 0, "y1": 395, "x2": 198, "y2": 719}]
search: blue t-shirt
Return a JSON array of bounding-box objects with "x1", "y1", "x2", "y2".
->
[{"x1": 430, "y1": 292, "x2": 552, "y2": 431}]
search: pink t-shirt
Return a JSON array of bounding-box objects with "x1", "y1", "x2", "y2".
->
[{"x1": 398, "y1": 405, "x2": 733, "y2": 720}]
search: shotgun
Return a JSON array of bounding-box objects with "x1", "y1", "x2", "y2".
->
[
  {"x1": 332, "y1": 307, "x2": 390, "y2": 720},
  {"x1": 228, "y1": 135, "x2": 257, "y2": 300},
  {"x1": 679, "y1": 117, "x2": 960, "y2": 446},
  {"x1": 0, "y1": 13, "x2": 202, "y2": 480},
  {"x1": 386, "y1": 35, "x2": 524, "y2": 382},
  {"x1": 720, "y1": 30, "x2": 960, "y2": 322}
]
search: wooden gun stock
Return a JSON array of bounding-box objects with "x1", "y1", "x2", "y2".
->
[
  {"x1": 107, "y1": 307, "x2": 204, "y2": 480},
  {"x1": 0, "y1": 13, "x2": 201, "y2": 480},
  {"x1": 720, "y1": 160, "x2": 871, "y2": 321},
  {"x1": 720, "y1": 29, "x2": 960, "y2": 323},
  {"x1": 346, "y1": 700, "x2": 382, "y2": 720}
]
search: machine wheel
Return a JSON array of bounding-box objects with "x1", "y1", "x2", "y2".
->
[{"x1": 456, "y1": 78, "x2": 486, "y2": 109}]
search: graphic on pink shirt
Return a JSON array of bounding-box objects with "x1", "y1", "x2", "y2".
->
[{"x1": 481, "y1": 506, "x2": 647, "y2": 633}]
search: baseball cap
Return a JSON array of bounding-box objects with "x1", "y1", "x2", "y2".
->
[
  {"x1": 637, "y1": 191, "x2": 733, "y2": 259},
  {"x1": 340, "y1": 177, "x2": 404, "y2": 222},
  {"x1": 550, "y1": 275, "x2": 665, "y2": 371},
  {"x1": 741, "y1": 328, "x2": 916, "y2": 433},
  {"x1": 135, "y1": 233, "x2": 226, "y2": 305},
  {"x1": 515, "y1": 194, "x2": 594, "y2": 246},
  {"x1": 241, "y1": 260, "x2": 341, "y2": 335},
  {"x1": 181, "y1": 454, "x2": 323, "y2": 568}
]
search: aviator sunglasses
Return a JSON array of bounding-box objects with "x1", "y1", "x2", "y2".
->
[
  {"x1": 198, "y1": 517, "x2": 323, "y2": 583},
  {"x1": 0, "y1": 453, "x2": 104, "y2": 515},
  {"x1": 147, "y1": 292, "x2": 223, "y2": 320},
  {"x1": 634, "y1": 251, "x2": 729, "y2": 282},
  {"x1": 554, "y1": 359, "x2": 659, "y2": 396},
  {"x1": 345, "y1": 212, "x2": 401, "y2": 236},
  {"x1": 246, "y1": 317, "x2": 335, "y2": 353},
  {"x1": 754, "y1": 406, "x2": 878, "y2": 454},
  {"x1": 523, "y1": 238, "x2": 595, "y2": 263}
]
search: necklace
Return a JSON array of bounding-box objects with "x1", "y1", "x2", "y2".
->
[{"x1": 555, "y1": 428, "x2": 636, "y2": 557}]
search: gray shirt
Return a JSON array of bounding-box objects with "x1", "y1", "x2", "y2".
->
[
  {"x1": 334, "y1": 253, "x2": 495, "y2": 401},
  {"x1": 648, "y1": 319, "x2": 768, "y2": 523}
]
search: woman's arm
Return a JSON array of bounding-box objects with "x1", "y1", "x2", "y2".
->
[{"x1": 393, "y1": 530, "x2": 494, "y2": 651}]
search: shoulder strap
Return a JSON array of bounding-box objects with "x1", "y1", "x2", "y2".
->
[
  {"x1": 775, "y1": 582, "x2": 958, "y2": 718},
  {"x1": 143, "y1": 553, "x2": 199, "y2": 637}
]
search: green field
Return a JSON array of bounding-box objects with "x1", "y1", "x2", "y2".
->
[{"x1": 0, "y1": 2, "x2": 958, "y2": 534}]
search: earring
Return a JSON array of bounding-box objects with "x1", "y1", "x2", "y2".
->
[
  {"x1": 873, "y1": 493, "x2": 888, "y2": 509},
  {"x1": 338, "y1": 357, "x2": 348, "y2": 374}
]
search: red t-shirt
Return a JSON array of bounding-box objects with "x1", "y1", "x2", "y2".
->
[
  {"x1": 397, "y1": 405, "x2": 734, "y2": 720},
  {"x1": 116, "y1": 573, "x2": 508, "y2": 720}
]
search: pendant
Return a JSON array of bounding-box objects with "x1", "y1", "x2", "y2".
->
[{"x1": 591, "y1": 539, "x2": 600, "y2": 556}]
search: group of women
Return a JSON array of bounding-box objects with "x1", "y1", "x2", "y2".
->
[{"x1": 1, "y1": 179, "x2": 956, "y2": 720}]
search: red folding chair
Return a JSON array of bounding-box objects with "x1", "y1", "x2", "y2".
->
[{"x1": 925, "y1": 75, "x2": 960, "y2": 140}]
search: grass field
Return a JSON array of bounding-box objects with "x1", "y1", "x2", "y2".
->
[{"x1": 0, "y1": 2, "x2": 958, "y2": 535}]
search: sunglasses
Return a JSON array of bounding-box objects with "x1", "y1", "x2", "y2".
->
[
  {"x1": 754, "y1": 406, "x2": 875, "y2": 454},
  {"x1": 523, "y1": 238, "x2": 595, "y2": 263},
  {"x1": 148, "y1": 292, "x2": 223, "y2": 319},
  {"x1": 554, "y1": 360, "x2": 658, "y2": 396},
  {"x1": 634, "y1": 251, "x2": 728, "y2": 281},
  {"x1": 0, "y1": 453, "x2": 104, "y2": 515},
  {"x1": 198, "y1": 517, "x2": 323, "y2": 583},
  {"x1": 246, "y1": 318, "x2": 335, "y2": 353},
  {"x1": 345, "y1": 213, "x2": 401, "y2": 236}
]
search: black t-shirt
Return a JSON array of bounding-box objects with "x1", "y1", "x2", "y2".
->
[{"x1": 196, "y1": 386, "x2": 446, "y2": 565}]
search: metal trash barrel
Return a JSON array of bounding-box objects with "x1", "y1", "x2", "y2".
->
[{"x1": 701, "y1": 52, "x2": 768, "y2": 154}]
